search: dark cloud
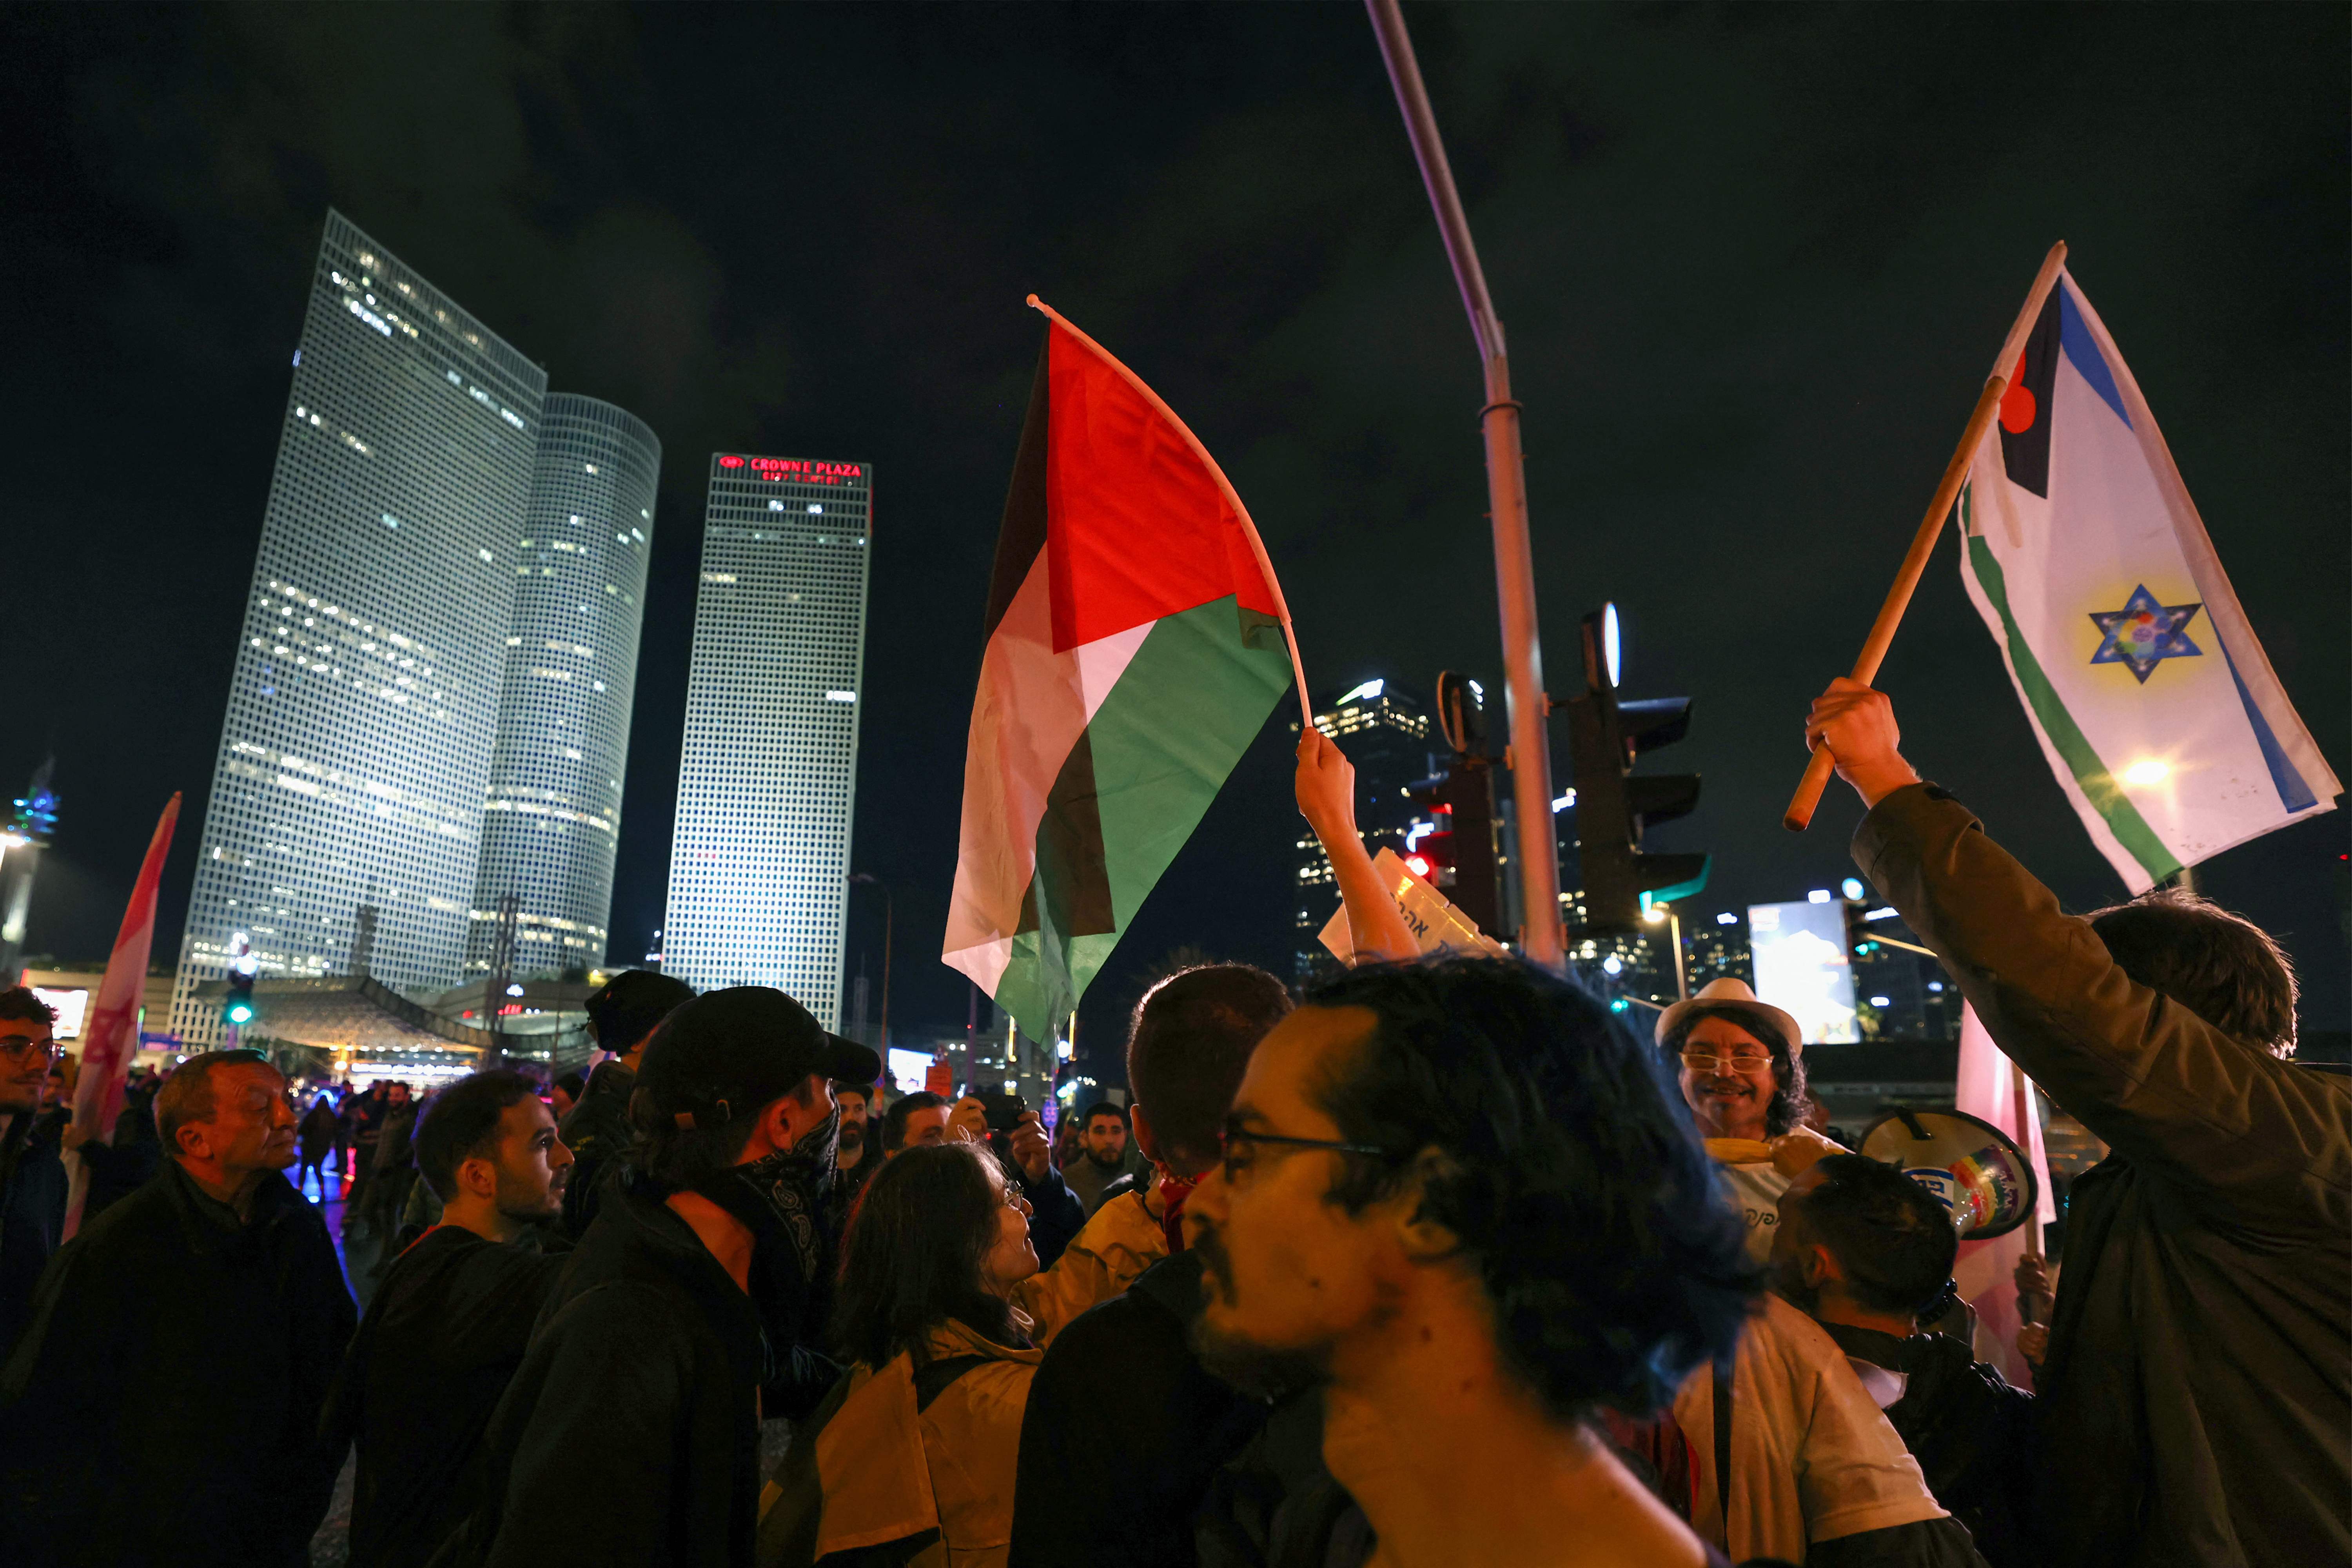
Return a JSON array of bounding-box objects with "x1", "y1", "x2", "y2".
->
[{"x1": 4, "y1": 4, "x2": 2343, "y2": 1069}]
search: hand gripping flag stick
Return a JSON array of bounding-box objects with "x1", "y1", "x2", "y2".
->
[{"x1": 1784, "y1": 242, "x2": 2071, "y2": 832}]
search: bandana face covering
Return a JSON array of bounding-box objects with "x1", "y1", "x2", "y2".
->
[
  {"x1": 1156, "y1": 1170, "x2": 1199, "y2": 1254},
  {"x1": 732, "y1": 1105, "x2": 841, "y2": 1285}
]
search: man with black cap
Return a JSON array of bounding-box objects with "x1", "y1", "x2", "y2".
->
[
  {"x1": 445, "y1": 987, "x2": 877, "y2": 1568},
  {"x1": 559, "y1": 968, "x2": 694, "y2": 1238}
]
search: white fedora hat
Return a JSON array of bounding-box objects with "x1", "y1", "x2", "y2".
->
[{"x1": 1653, "y1": 978, "x2": 1803, "y2": 1059}]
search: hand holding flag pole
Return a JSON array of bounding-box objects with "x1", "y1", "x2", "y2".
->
[{"x1": 1783, "y1": 241, "x2": 2071, "y2": 832}]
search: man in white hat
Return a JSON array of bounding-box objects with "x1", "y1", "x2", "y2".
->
[
  {"x1": 1655, "y1": 978, "x2": 1834, "y2": 1264},
  {"x1": 1657, "y1": 982, "x2": 1977, "y2": 1566}
]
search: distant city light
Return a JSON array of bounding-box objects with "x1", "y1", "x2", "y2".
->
[
  {"x1": 1864, "y1": 907, "x2": 1898, "y2": 921},
  {"x1": 1840, "y1": 877, "x2": 1867, "y2": 901},
  {"x1": 1601, "y1": 955, "x2": 1623, "y2": 976},
  {"x1": 1335, "y1": 677, "x2": 1385, "y2": 706},
  {"x1": 1552, "y1": 791, "x2": 1577, "y2": 812},
  {"x1": 1869, "y1": 996, "x2": 1892, "y2": 1007},
  {"x1": 1807, "y1": 889, "x2": 1832, "y2": 904},
  {"x1": 1715, "y1": 912, "x2": 1739, "y2": 926}
]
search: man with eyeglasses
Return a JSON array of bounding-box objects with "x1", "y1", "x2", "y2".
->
[
  {"x1": 1655, "y1": 978, "x2": 1837, "y2": 1265},
  {"x1": 1179, "y1": 956, "x2": 1760, "y2": 1568},
  {"x1": 0, "y1": 989, "x2": 67, "y2": 1360}
]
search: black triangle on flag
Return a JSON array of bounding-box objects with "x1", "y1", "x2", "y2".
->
[{"x1": 1996, "y1": 290, "x2": 2063, "y2": 498}]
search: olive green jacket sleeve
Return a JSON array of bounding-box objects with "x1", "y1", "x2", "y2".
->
[{"x1": 1853, "y1": 784, "x2": 2352, "y2": 1241}]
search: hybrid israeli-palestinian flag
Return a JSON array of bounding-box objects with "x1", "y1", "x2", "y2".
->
[
  {"x1": 1956, "y1": 270, "x2": 2339, "y2": 893},
  {"x1": 944, "y1": 300, "x2": 1301, "y2": 1046}
]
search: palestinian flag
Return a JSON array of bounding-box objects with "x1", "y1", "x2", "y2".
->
[
  {"x1": 1956, "y1": 268, "x2": 2339, "y2": 892},
  {"x1": 944, "y1": 299, "x2": 1301, "y2": 1047}
]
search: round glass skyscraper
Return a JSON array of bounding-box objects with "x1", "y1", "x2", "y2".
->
[{"x1": 467, "y1": 394, "x2": 662, "y2": 980}]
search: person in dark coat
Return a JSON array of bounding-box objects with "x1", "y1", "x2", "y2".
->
[
  {"x1": 441, "y1": 987, "x2": 877, "y2": 1568},
  {"x1": 559, "y1": 967, "x2": 693, "y2": 1239},
  {"x1": 1011, "y1": 964, "x2": 1295, "y2": 1568},
  {"x1": 0, "y1": 1048, "x2": 356, "y2": 1568},
  {"x1": 0, "y1": 989, "x2": 67, "y2": 1361},
  {"x1": 1809, "y1": 677, "x2": 2352, "y2": 1568},
  {"x1": 342, "y1": 1082, "x2": 387, "y2": 1230},
  {"x1": 298, "y1": 1091, "x2": 341, "y2": 1201},
  {"x1": 323, "y1": 1069, "x2": 573, "y2": 1568},
  {"x1": 77, "y1": 1073, "x2": 163, "y2": 1223}
]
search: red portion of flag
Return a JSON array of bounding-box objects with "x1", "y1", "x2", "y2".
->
[
  {"x1": 70, "y1": 794, "x2": 179, "y2": 1211},
  {"x1": 1043, "y1": 321, "x2": 1281, "y2": 652}
]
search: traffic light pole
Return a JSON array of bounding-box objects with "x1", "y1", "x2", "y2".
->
[{"x1": 1367, "y1": 0, "x2": 1565, "y2": 969}]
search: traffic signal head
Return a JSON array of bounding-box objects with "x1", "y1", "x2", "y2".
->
[
  {"x1": 1564, "y1": 606, "x2": 1706, "y2": 931},
  {"x1": 224, "y1": 998, "x2": 256, "y2": 1027}
]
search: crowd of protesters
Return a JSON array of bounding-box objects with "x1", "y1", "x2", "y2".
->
[{"x1": 0, "y1": 679, "x2": 2343, "y2": 1568}]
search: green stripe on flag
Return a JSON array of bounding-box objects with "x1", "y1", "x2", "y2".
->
[
  {"x1": 991, "y1": 594, "x2": 1292, "y2": 1045},
  {"x1": 1964, "y1": 526, "x2": 2181, "y2": 884}
]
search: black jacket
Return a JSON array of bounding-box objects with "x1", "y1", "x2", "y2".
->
[
  {"x1": 1818, "y1": 1323, "x2": 2036, "y2": 1568},
  {"x1": 558, "y1": 1059, "x2": 635, "y2": 1240},
  {"x1": 79, "y1": 1090, "x2": 163, "y2": 1224},
  {"x1": 0, "y1": 1110, "x2": 67, "y2": 1360},
  {"x1": 439, "y1": 1168, "x2": 769, "y2": 1568},
  {"x1": 323, "y1": 1225, "x2": 569, "y2": 1568},
  {"x1": 0, "y1": 1160, "x2": 356, "y2": 1568},
  {"x1": 1011, "y1": 1249, "x2": 1277, "y2": 1568},
  {"x1": 1857, "y1": 786, "x2": 2352, "y2": 1567}
]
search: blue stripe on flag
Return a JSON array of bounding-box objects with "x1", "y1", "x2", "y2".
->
[
  {"x1": 2060, "y1": 287, "x2": 2133, "y2": 428},
  {"x1": 2215, "y1": 636, "x2": 2319, "y2": 812}
]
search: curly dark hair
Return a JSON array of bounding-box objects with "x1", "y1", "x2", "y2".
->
[
  {"x1": 2087, "y1": 888, "x2": 2298, "y2": 1058},
  {"x1": 1657, "y1": 1004, "x2": 1808, "y2": 1137},
  {"x1": 830, "y1": 1142, "x2": 1025, "y2": 1369},
  {"x1": 1301, "y1": 957, "x2": 1759, "y2": 1424},
  {"x1": 1793, "y1": 1153, "x2": 1960, "y2": 1318},
  {"x1": 0, "y1": 988, "x2": 58, "y2": 1028}
]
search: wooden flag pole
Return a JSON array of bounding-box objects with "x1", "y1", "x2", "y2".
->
[{"x1": 1783, "y1": 241, "x2": 2070, "y2": 832}]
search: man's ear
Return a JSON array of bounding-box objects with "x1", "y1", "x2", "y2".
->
[
  {"x1": 1395, "y1": 1147, "x2": 1465, "y2": 1263},
  {"x1": 175, "y1": 1122, "x2": 214, "y2": 1163},
  {"x1": 1802, "y1": 1241, "x2": 1839, "y2": 1290},
  {"x1": 458, "y1": 1154, "x2": 499, "y2": 1203},
  {"x1": 1129, "y1": 1103, "x2": 1160, "y2": 1163}
]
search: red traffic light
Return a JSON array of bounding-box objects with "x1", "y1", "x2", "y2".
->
[{"x1": 1404, "y1": 853, "x2": 1434, "y2": 880}]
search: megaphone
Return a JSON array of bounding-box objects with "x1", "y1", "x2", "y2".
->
[{"x1": 1858, "y1": 1106, "x2": 2039, "y2": 1240}]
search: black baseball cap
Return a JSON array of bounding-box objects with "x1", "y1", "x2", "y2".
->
[
  {"x1": 637, "y1": 987, "x2": 880, "y2": 1130},
  {"x1": 584, "y1": 969, "x2": 696, "y2": 1054}
]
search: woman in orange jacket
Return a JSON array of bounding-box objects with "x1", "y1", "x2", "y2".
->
[{"x1": 759, "y1": 1138, "x2": 1165, "y2": 1567}]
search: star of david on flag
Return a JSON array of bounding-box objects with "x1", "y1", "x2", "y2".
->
[
  {"x1": 2088, "y1": 585, "x2": 2203, "y2": 683},
  {"x1": 1955, "y1": 265, "x2": 2338, "y2": 892}
]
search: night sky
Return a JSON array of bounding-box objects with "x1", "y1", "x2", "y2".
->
[{"x1": 6, "y1": 4, "x2": 2346, "y2": 1078}]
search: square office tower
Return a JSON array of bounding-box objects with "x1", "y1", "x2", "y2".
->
[
  {"x1": 662, "y1": 454, "x2": 873, "y2": 1025},
  {"x1": 171, "y1": 210, "x2": 545, "y2": 1047},
  {"x1": 468, "y1": 396, "x2": 663, "y2": 980}
]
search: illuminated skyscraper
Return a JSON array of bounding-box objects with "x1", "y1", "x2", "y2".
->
[
  {"x1": 171, "y1": 211, "x2": 546, "y2": 1047},
  {"x1": 662, "y1": 454, "x2": 873, "y2": 1025},
  {"x1": 1292, "y1": 680, "x2": 1433, "y2": 982},
  {"x1": 468, "y1": 396, "x2": 662, "y2": 980}
]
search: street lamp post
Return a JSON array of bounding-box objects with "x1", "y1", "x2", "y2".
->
[
  {"x1": 849, "y1": 874, "x2": 892, "y2": 1052},
  {"x1": 1365, "y1": 0, "x2": 1566, "y2": 969}
]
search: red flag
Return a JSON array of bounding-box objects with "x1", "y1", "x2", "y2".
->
[
  {"x1": 1951, "y1": 1001, "x2": 2058, "y2": 1387},
  {"x1": 64, "y1": 793, "x2": 180, "y2": 1238}
]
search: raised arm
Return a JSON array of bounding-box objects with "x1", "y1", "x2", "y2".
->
[
  {"x1": 1296, "y1": 726, "x2": 1419, "y2": 964},
  {"x1": 1807, "y1": 679, "x2": 2352, "y2": 1239}
]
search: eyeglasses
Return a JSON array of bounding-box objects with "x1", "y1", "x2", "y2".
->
[
  {"x1": 1218, "y1": 1120, "x2": 1394, "y2": 1183},
  {"x1": 0, "y1": 1036, "x2": 58, "y2": 1063},
  {"x1": 1680, "y1": 1048, "x2": 1772, "y2": 1071}
]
